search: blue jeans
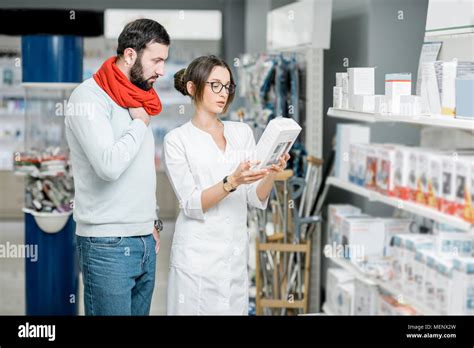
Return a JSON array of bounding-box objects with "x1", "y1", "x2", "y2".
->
[{"x1": 76, "y1": 234, "x2": 156, "y2": 315}]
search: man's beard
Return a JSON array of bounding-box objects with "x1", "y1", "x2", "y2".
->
[{"x1": 130, "y1": 58, "x2": 157, "y2": 91}]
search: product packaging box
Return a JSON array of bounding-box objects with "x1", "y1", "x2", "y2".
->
[
  {"x1": 349, "y1": 143, "x2": 369, "y2": 186},
  {"x1": 374, "y1": 95, "x2": 390, "y2": 114},
  {"x1": 328, "y1": 205, "x2": 362, "y2": 244},
  {"x1": 399, "y1": 95, "x2": 422, "y2": 116},
  {"x1": 376, "y1": 145, "x2": 397, "y2": 196},
  {"x1": 382, "y1": 218, "x2": 413, "y2": 257},
  {"x1": 434, "y1": 223, "x2": 474, "y2": 257},
  {"x1": 454, "y1": 156, "x2": 474, "y2": 222},
  {"x1": 364, "y1": 144, "x2": 379, "y2": 190},
  {"x1": 471, "y1": 161, "x2": 474, "y2": 223},
  {"x1": 354, "y1": 276, "x2": 379, "y2": 315},
  {"x1": 336, "y1": 72, "x2": 348, "y2": 88},
  {"x1": 415, "y1": 149, "x2": 432, "y2": 205},
  {"x1": 348, "y1": 67, "x2": 375, "y2": 109},
  {"x1": 435, "y1": 256, "x2": 454, "y2": 315},
  {"x1": 427, "y1": 153, "x2": 443, "y2": 210},
  {"x1": 353, "y1": 95, "x2": 375, "y2": 113},
  {"x1": 254, "y1": 116, "x2": 302, "y2": 169},
  {"x1": 403, "y1": 235, "x2": 434, "y2": 298},
  {"x1": 455, "y1": 77, "x2": 474, "y2": 119},
  {"x1": 377, "y1": 295, "x2": 417, "y2": 315},
  {"x1": 441, "y1": 155, "x2": 457, "y2": 214},
  {"x1": 333, "y1": 86, "x2": 343, "y2": 109},
  {"x1": 335, "y1": 124, "x2": 370, "y2": 182},
  {"x1": 449, "y1": 257, "x2": 474, "y2": 315},
  {"x1": 326, "y1": 268, "x2": 355, "y2": 311},
  {"x1": 390, "y1": 234, "x2": 433, "y2": 292},
  {"x1": 335, "y1": 281, "x2": 355, "y2": 315},
  {"x1": 413, "y1": 249, "x2": 432, "y2": 304},
  {"x1": 394, "y1": 145, "x2": 412, "y2": 200},
  {"x1": 424, "y1": 253, "x2": 438, "y2": 309},
  {"x1": 341, "y1": 217, "x2": 386, "y2": 262},
  {"x1": 385, "y1": 73, "x2": 412, "y2": 114}
]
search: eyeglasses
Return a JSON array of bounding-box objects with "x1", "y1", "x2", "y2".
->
[{"x1": 205, "y1": 81, "x2": 236, "y2": 95}]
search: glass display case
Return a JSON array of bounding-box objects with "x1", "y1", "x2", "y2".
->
[{"x1": 13, "y1": 83, "x2": 77, "y2": 218}]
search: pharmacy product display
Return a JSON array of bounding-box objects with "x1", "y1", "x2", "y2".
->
[
  {"x1": 333, "y1": 124, "x2": 474, "y2": 225},
  {"x1": 324, "y1": 204, "x2": 474, "y2": 315},
  {"x1": 14, "y1": 148, "x2": 73, "y2": 213},
  {"x1": 332, "y1": 62, "x2": 474, "y2": 120},
  {"x1": 14, "y1": 85, "x2": 76, "y2": 214}
]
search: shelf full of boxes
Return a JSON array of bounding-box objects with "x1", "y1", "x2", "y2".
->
[{"x1": 323, "y1": 61, "x2": 474, "y2": 315}]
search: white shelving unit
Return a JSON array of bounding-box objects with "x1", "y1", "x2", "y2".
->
[
  {"x1": 326, "y1": 256, "x2": 437, "y2": 315},
  {"x1": 327, "y1": 107, "x2": 474, "y2": 131},
  {"x1": 326, "y1": 176, "x2": 474, "y2": 232}
]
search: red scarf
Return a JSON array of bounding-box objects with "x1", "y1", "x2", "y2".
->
[{"x1": 93, "y1": 56, "x2": 162, "y2": 116}]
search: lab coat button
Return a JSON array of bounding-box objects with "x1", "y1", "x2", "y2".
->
[{"x1": 233, "y1": 247, "x2": 240, "y2": 256}]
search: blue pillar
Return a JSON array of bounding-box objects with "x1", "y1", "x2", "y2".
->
[{"x1": 21, "y1": 34, "x2": 82, "y2": 315}]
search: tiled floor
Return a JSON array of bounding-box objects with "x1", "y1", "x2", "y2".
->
[{"x1": 0, "y1": 219, "x2": 174, "y2": 315}]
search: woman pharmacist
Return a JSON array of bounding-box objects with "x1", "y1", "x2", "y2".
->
[{"x1": 163, "y1": 55, "x2": 290, "y2": 315}]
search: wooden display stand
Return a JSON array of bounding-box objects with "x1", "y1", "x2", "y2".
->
[
  {"x1": 255, "y1": 169, "x2": 312, "y2": 315},
  {"x1": 255, "y1": 237, "x2": 312, "y2": 314}
]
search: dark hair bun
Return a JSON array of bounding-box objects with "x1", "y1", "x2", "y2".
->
[{"x1": 174, "y1": 68, "x2": 188, "y2": 96}]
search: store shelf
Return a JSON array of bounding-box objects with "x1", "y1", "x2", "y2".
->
[
  {"x1": 327, "y1": 256, "x2": 437, "y2": 315},
  {"x1": 328, "y1": 108, "x2": 474, "y2": 131},
  {"x1": 0, "y1": 87, "x2": 24, "y2": 98},
  {"x1": 326, "y1": 176, "x2": 474, "y2": 232}
]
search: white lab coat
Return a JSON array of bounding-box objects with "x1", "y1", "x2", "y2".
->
[{"x1": 163, "y1": 120, "x2": 268, "y2": 315}]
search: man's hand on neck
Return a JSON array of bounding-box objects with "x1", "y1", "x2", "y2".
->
[{"x1": 129, "y1": 107, "x2": 151, "y2": 126}]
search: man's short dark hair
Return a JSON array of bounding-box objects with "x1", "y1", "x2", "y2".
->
[{"x1": 116, "y1": 18, "x2": 170, "y2": 56}]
